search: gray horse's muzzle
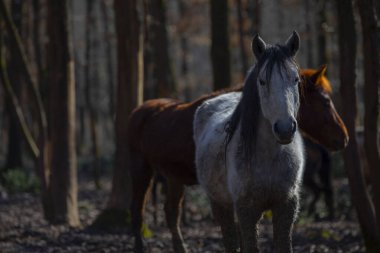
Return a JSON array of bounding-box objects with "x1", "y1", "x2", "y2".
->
[{"x1": 273, "y1": 118, "x2": 297, "y2": 144}]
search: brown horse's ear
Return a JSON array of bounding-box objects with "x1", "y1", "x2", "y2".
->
[{"x1": 310, "y1": 64, "x2": 327, "y2": 84}]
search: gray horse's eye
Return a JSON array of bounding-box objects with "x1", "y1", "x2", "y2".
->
[
  {"x1": 295, "y1": 77, "x2": 300, "y2": 84},
  {"x1": 259, "y1": 79, "x2": 266, "y2": 86}
]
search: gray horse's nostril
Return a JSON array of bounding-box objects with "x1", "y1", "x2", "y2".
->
[
  {"x1": 274, "y1": 119, "x2": 297, "y2": 143},
  {"x1": 274, "y1": 122, "x2": 280, "y2": 134},
  {"x1": 291, "y1": 121, "x2": 297, "y2": 134}
]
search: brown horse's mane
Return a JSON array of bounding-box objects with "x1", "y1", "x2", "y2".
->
[{"x1": 301, "y1": 68, "x2": 332, "y2": 94}]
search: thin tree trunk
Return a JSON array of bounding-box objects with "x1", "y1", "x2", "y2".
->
[
  {"x1": 32, "y1": 0, "x2": 44, "y2": 91},
  {"x1": 248, "y1": 0, "x2": 260, "y2": 35},
  {"x1": 100, "y1": 0, "x2": 115, "y2": 117},
  {"x1": 316, "y1": 0, "x2": 327, "y2": 65},
  {"x1": 0, "y1": 0, "x2": 51, "y2": 220},
  {"x1": 148, "y1": 0, "x2": 175, "y2": 97},
  {"x1": 336, "y1": 0, "x2": 379, "y2": 251},
  {"x1": 178, "y1": 0, "x2": 190, "y2": 101},
  {"x1": 46, "y1": 0, "x2": 79, "y2": 226},
  {"x1": 304, "y1": 0, "x2": 314, "y2": 67},
  {"x1": 93, "y1": 0, "x2": 143, "y2": 227},
  {"x1": 4, "y1": 0, "x2": 24, "y2": 170},
  {"x1": 210, "y1": 0, "x2": 231, "y2": 90},
  {"x1": 0, "y1": 35, "x2": 39, "y2": 160},
  {"x1": 236, "y1": 0, "x2": 248, "y2": 76},
  {"x1": 85, "y1": 0, "x2": 101, "y2": 189},
  {"x1": 357, "y1": 0, "x2": 380, "y2": 249}
]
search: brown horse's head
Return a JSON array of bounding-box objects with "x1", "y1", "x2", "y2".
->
[{"x1": 299, "y1": 65, "x2": 349, "y2": 151}]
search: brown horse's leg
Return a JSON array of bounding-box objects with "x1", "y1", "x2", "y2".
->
[
  {"x1": 130, "y1": 153, "x2": 154, "y2": 253},
  {"x1": 164, "y1": 179, "x2": 187, "y2": 253},
  {"x1": 211, "y1": 200, "x2": 239, "y2": 253}
]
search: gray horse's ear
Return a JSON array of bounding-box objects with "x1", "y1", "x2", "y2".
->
[
  {"x1": 252, "y1": 34, "x2": 266, "y2": 60},
  {"x1": 285, "y1": 31, "x2": 300, "y2": 57}
]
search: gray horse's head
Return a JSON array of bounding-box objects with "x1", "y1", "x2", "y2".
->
[{"x1": 252, "y1": 31, "x2": 300, "y2": 144}]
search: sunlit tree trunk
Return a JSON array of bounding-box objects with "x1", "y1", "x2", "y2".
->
[
  {"x1": 210, "y1": 0, "x2": 231, "y2": 90},
  {"x1": 46, "y1": 0, "x2": 79, "y2": 226},
  {"x1": 336, "y1": 0, "x2": 379, "y2": 251},
  {"x1": 357, "y1": 0, "x2": 380, "y2": 250}
]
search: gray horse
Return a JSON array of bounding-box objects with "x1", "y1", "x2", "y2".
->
[{"x1": 193, "y1": 32, "x2": 304, "y2": 253}]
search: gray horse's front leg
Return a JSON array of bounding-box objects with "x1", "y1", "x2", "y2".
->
[
  {"x1": 272, "y1": 195, "x2": 299, "y2": 253},
  {"x1": 236, "y1": 200, "x2": 263, "y2": 253},
  {"x1": 211, "y1": 200, "x2": 239, "y2": 253}
]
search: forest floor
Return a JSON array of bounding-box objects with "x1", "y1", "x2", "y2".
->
[{"x1": 0, "y1": 171, "x2": 366, "y2": 253}]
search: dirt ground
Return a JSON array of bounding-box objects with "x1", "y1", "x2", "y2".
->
[{"x1": 0, "y1": 175, "x2": 365, "y2": 253}]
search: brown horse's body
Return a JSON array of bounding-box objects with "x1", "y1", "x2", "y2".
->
[
  {"x1": 129, "y1": 66, "x2": 348, "y2": 253},
  {"x1": 129, "y1": 91, "x2": 235, "y2": 186}
]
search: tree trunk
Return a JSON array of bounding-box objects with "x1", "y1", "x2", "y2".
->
[
  {"x1": 210, "y1": 0, "x2": 231, "y2": 90},
  {"x1": 336, "y1": 0, "x2": 379, "y2": 251},
  {"x1": 357, "y1": 0, "x2": 380, "y2": 249},
  {"x1": 4, "y1": 0, "x2": 24, "y2": 170},
  {"x1": 100, "y1": 0, "x2": 115, "y2": 117},
  {"x1": 32, "y1": 0, "x2": 45, "y2": 95},
  {"x1": 236, "y1": 0, "x2": 248, "y2": 76},
  {"x1": 0, "y1": 33, "x2": 39, "y2": 161},
  {"x1": 0, "y1": 0, "x2": 51, "y2": 221},
  {"x1": 85, "y1": 0, "x2": 101, "y2": 189},
  {"x1": 316, "y1": 0, "x2": 327, "y2": 66},
  {"x1": 93, "y1": 0, "x2": 143, "y2": 228},
  {"x1": 304, "y1": 0, "x2": 314, "y2": 67},
  {"x1": 248, "y1": 0, "x2": 260, "y2": 35},
  {"x1": 46, "y1": 0, "x2": 79, "y2": 226},
  {"x1": 178, "y1": 0, "x2": 190, "y2": 101},
  {"x1": 148, "y1": 0, "x2": 175, "y2": 97}
]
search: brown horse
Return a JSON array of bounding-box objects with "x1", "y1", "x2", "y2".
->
[{"x1": 129, "y1": 65, "x2": 348, "y2": 253}]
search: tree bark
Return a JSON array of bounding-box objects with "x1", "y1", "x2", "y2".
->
[
  {"x1": 148, "y1": 0, "x2": 175, "y2": 97},
  {"x1": 304, "y1": 0, "x2": 314, "y2": 67},
  {"x1": 93, "y1": 0, "x2": 143, "y2": 228},
  {"x1": 46, "y1": 0, "x2": 79, "y2": 226},
  {"x1": 4, "y1": 0, "x2": 24, "y2": 170},
  {"x1": 0, "y1": 34, "x2": 39, "y2": 160},
  {"x1": 336, "y1": 0, "x2": 379, "y2": 251},
  {"x1": 316, "y1": 0, "x2": 327, "y2": 66},
  {"x1": 236, "y1": 0, "x2": 248, "y2": 76},
  {"x1": 178, "y1": 0, "x2": 190, "y2": 101},
  {"x1": 248, "y1": 0, "x2": 260, "y2": 35},
  {"x1": 85, "y1": 0, "x2": 101, "y2": 189},
  {"x1": 0, "y1": 0, "x2": 51, "y2": 220},
  {"x1": 100, "y1": 0, "x2": 115, "y2": 116},
  {"x1": 357, "y1": 0, "x2": 380, "y2": 248},
  {"x1": 210, "y1": 0, "x2": 231, "y2": 90}
]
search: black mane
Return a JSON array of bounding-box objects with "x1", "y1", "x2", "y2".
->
[{"x1": 224, "y1": 44, "x2": 298, "y2": 165}]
